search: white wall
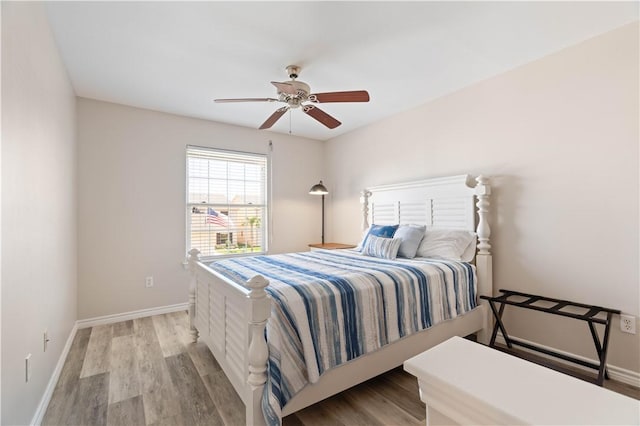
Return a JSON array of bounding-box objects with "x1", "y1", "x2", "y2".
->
[
  {"x1": 325, "y1": 23, "x2": 639, "y2": 373},
  {"x1": 1, "y1": 2, "x2": 78, "y2": 424},
  {"x1": 77, "y1": 98, "x2": 325, "y2": 319}
]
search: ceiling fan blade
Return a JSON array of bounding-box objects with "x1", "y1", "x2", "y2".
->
[
  {"x1": 302, "y1": 105, "x2": 341, "y2": 129},
  {"x1": 271, "y1": 81, "x2": 297, "y2": 95},
  {"x1": 310, "y1": 90, "x2": 370, "y2": 103},
  {"x1": 214, "y1": 98, "x2": 278, "y2": 103},
  {"x1": 259, "y1": 107, "x2": 289, "y2": 130}
]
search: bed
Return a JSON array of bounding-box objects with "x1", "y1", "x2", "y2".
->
[{"x1": 187, "y1": 174, "x2": 493, "y2": 426}]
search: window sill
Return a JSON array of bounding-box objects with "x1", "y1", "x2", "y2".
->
[{"x1": 183, "y1": 251, "x2": 267, "y2": 268}]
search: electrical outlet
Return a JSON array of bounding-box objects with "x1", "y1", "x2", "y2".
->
[
  {"x1": 44, "y1": 329, "x2": 50, "y2": 352},
  {"x1": 25, "y1": 354, "x2": 32, "y2": 382},
  {"x1": 620, "y1": 314, "x2": 636, "y2": 334},
  {"x1": 145, "y1": 276, "x2": 154, "y2": 288}
]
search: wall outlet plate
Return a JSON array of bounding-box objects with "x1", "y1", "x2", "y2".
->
[
  {"x1": 620, "y1": 314, "x2": 636, "y2": 334},
  {"x1": 25, "y1": 354, "x2": 32, "y2": 382},
  {"x1": 145, "y1": 276, "x2": 154, "y2": 288}
]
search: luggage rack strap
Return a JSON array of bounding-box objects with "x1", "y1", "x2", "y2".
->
[{"x1": 495, "y1": 289, "x2": 620, "y2": 314}]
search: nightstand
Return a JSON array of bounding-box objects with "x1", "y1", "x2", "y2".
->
[{"x1": 308, "y1": 243, "x2": 357, "y2": 251}]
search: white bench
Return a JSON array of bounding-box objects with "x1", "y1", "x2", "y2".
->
[{"x1": 404, "y1": 336, "x2": 639, "y2": 425}]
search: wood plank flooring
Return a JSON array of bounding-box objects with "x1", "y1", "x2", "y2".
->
[{"x1": 43, "y1": 311, "x2": 639, "y2": 426}]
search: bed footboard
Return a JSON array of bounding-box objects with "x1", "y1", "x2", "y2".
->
[{"x1": 188, "y1": 249, "x2": 270, "y2": 426}]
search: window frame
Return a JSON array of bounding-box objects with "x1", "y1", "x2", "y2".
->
[{"x1": 185, "y1": 145, "x2": 269, "y2": 261}]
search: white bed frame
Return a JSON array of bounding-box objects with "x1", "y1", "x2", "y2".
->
[{"x1": 187, "y1": 174, "x2": 492, "y2": 426}]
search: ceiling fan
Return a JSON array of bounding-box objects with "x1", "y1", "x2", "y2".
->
[{"x1": 214, "y1": 65, "x2": 370, "y2": 130}]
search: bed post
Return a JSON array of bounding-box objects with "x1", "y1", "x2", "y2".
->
[
  {"x1": 188, "y1": 249, "x2": 201, "y2": 343},
  {"x1": 474, "y1": 176, "x2": 493, "y2": 345},
  {"x1": 361, "y1": 189, "x2": 372, "y2": 231},
  {"x1": 246, "y1": 275, "x2": 270, "y2": 426}
]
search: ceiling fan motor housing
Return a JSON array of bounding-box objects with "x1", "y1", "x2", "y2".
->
[{"x1": 278, "y1": 80, "x2": 310, "y2": 108}]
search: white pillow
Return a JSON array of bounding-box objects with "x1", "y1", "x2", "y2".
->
[
  {"x1": 460, "y1": 234, "x2": 477, "y2": 262},
  {"x1": 393, "y1": 224, "x2": 426, "y2": 259},
  {"x1": 362, "y1": 235, "x2": 402, "y2": 260},
  {"x1": 416, "y1": 229, "x2": 476, "y2": 261},
  {"x1": 355, "y1": 225, "x2": 372, "y2": 251}
]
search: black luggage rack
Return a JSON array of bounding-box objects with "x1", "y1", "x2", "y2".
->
[{"x1": 480, "y1": 289, "x2": 620, "y2": 386}]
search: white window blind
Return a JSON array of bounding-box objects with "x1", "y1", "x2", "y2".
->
[{"x1": 186, "y1": 146, "x2": 268, "y2": 259}]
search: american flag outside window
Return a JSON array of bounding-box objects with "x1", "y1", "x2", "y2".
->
[{"x1": 205, "y1": 208, "x2": 231, "y2": 227}]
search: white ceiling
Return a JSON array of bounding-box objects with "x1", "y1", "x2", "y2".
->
[{"x1": 45, "y1": 1, "x2": 638, "y2": 141}]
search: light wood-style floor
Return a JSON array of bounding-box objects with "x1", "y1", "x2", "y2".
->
[
  {"x1": 43, "y1": 311, "x2": 639, "y2": 426},
  {"x1": 42, "y1": 311, "x2": 426, "y2": 426}
]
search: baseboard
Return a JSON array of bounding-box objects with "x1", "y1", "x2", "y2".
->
[
  {"x1": 31, "y1": 322, "x2": 78, "y2": 426},
  {"x1": 495, "y1": 334, "x2": 640, "y2": 388},
  {"x1": 32, "y1": 302, "x2": 190, "y2": 424},
  {"x1": 76, "y1": 302, "x2": 189, "y2": 329}
]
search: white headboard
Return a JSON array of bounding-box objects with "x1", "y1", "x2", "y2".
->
[
  {"x1": 361, "y1": 174, "x2": 491, "y2": 256},
  {"x1": 361, "y1": 174, "x2": 493, "y2": 327}
]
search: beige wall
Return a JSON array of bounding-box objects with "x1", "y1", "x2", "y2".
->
[
  {"x1": 1, "y1": 2, "x2": 78, "y2": 424},
  {"x1": 77, "y1": 98, "x2": 325, "y2": 319},
  {"x1": 325, "y1": 23, "x2": 639, "y2": 373}
]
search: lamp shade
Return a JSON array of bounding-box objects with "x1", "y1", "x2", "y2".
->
[{"x1": 309, "y1": 180, "x2": 328, "y2": 195}]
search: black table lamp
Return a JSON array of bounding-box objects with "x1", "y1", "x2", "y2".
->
[{"x1": 309, "y1": 180, "x2": 329, "y2": 244}]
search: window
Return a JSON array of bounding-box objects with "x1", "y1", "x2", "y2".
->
[{"x1": 187, "y1": 146, "x2": 268, "y2": 259}]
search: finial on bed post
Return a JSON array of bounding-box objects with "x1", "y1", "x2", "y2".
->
[
  {"x1": 475, "y1": 175, "x2": 491, "y2": 255},
  {"x1": 188, "y1": 248, "x2": 201, "y2": 343},
  {"x1": 246, "y1": 274, "x2": 270, "y2": 426},
  {"x1": 361, "y1": 189, "x2": 372, "y2": 231}
]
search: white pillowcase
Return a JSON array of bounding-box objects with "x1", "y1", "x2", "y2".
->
[
  {"x1": 460, "y1": 234, "x2": 478, "y2": 262},
  {"x1": 362, "y1": 235, "x2": 402, "y2": 260},
  {"x1": 393, "y1": 224, "x2": 426, "y2": 259},
  {"x1": 355, "y1": 225, "x2": 372, "y2": 251},
  {"x1": 416, "y1": 229, "x2": 476, "y2": 261}
]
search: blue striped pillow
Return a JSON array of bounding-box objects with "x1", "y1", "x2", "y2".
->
[
  {"x1": 357, "y1": 224, "x2": 400, "y2": 251},
  {"x1": 362, "y1": 235, "x2": 402, "y2": 260}
]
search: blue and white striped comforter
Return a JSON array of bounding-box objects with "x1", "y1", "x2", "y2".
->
[{"x1": 209, "y1": 249, "x2": 477, "y2": 424}]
